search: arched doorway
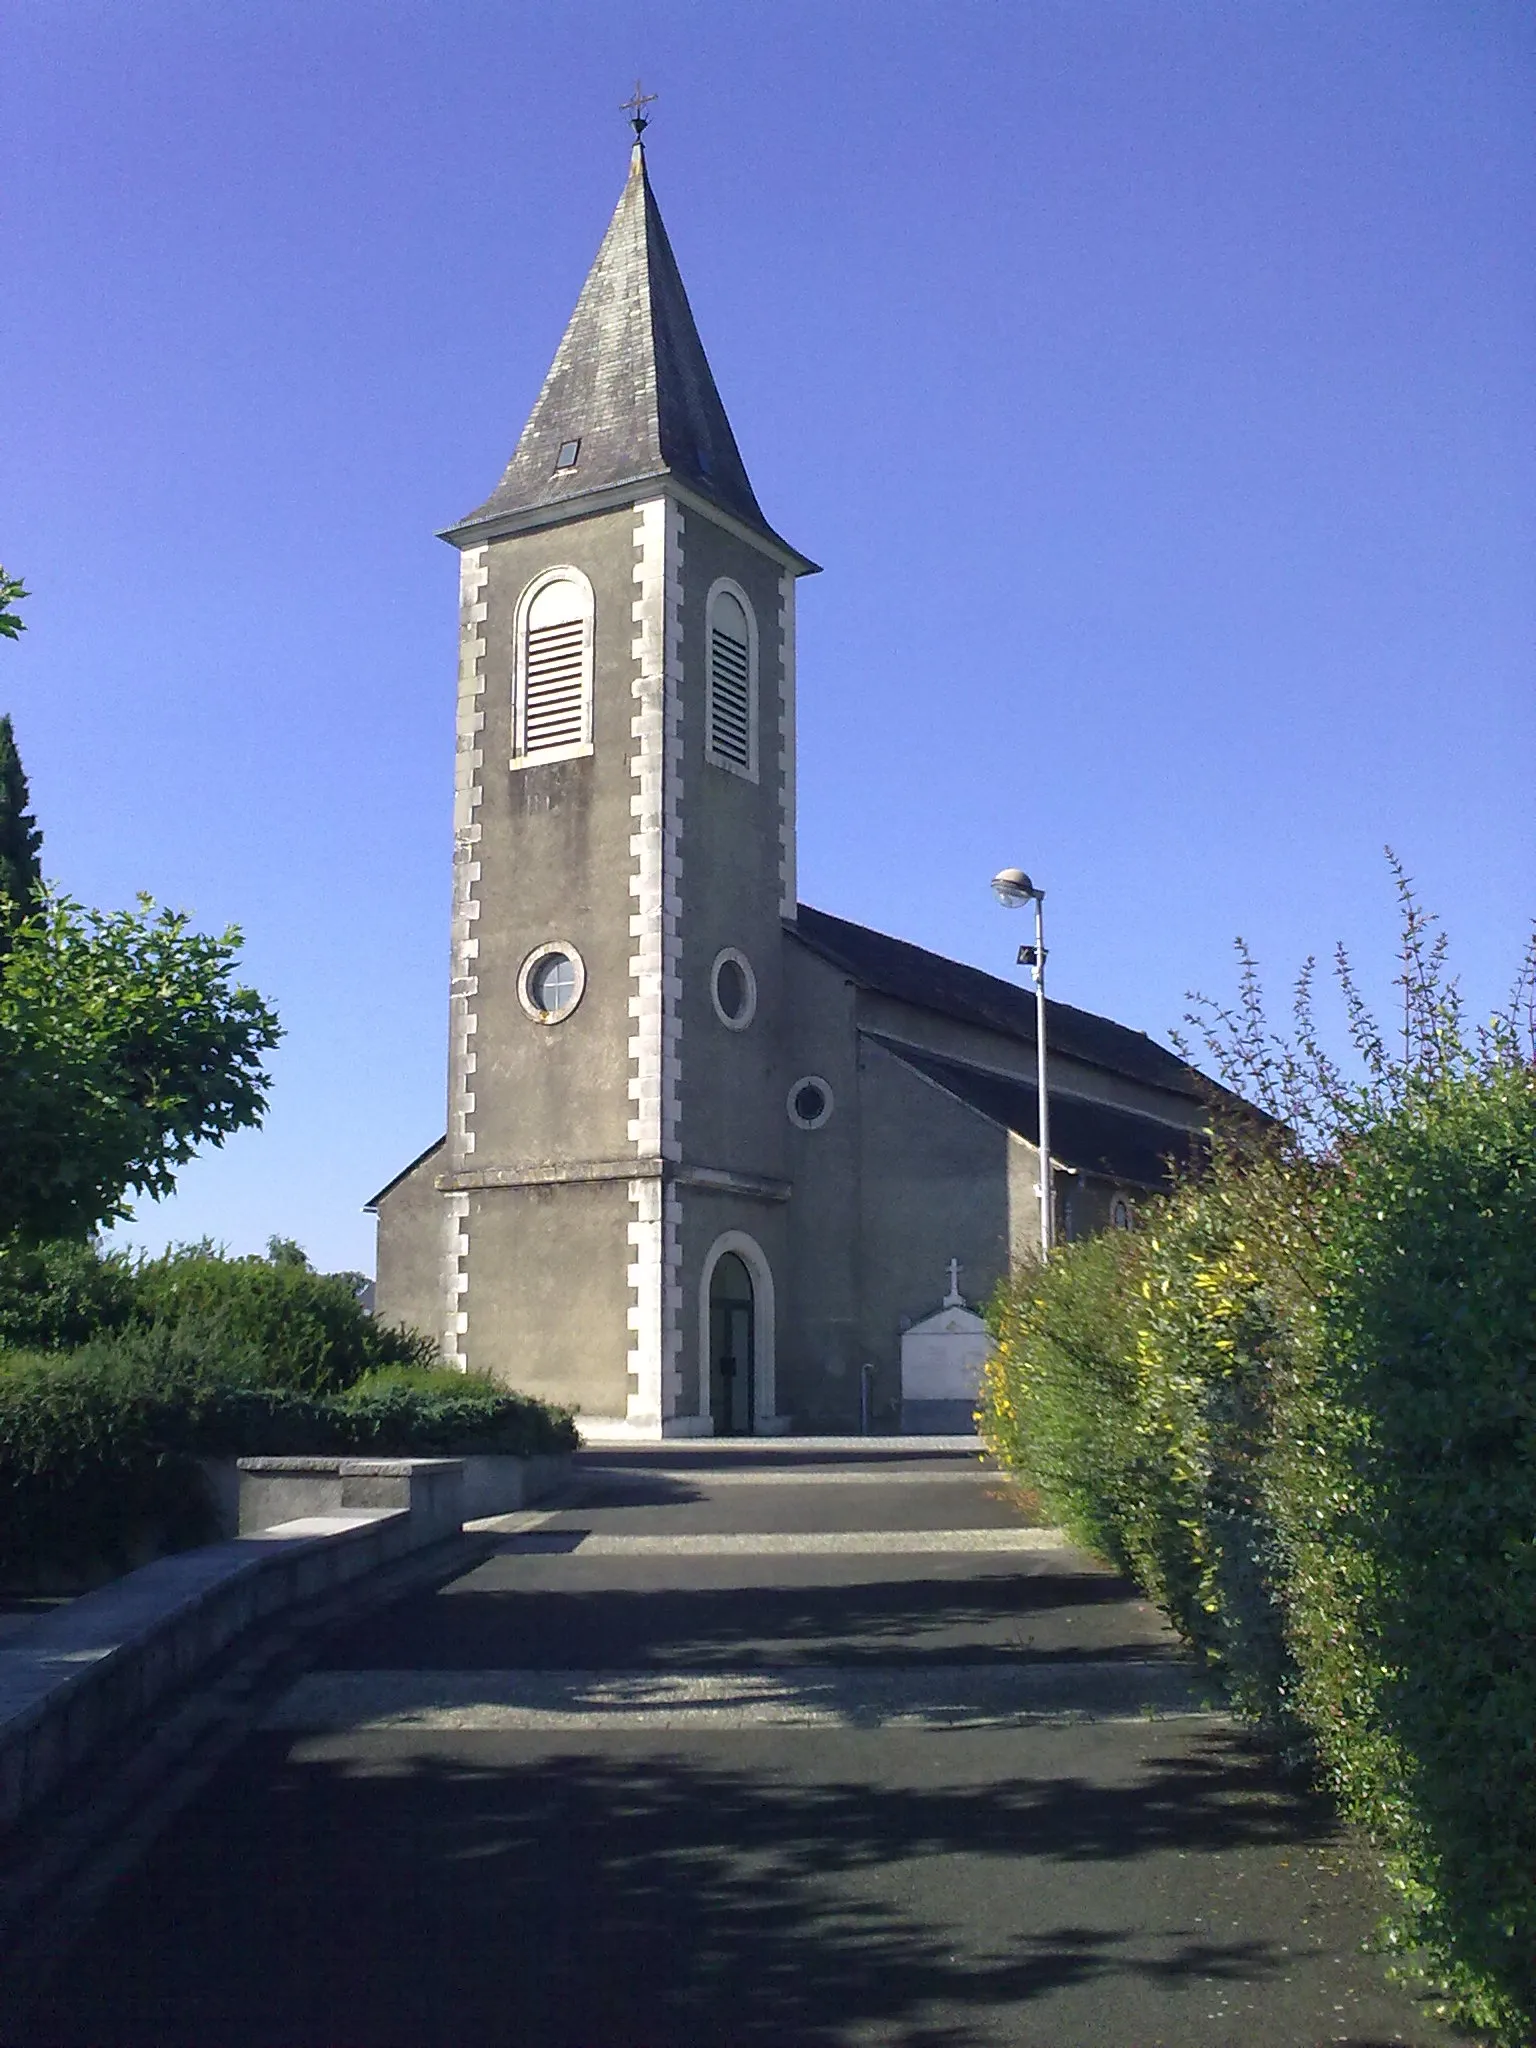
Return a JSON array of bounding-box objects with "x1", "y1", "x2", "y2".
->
[{"x1": 708, "y1": 1251, "x2": 755, "y2": 1435}]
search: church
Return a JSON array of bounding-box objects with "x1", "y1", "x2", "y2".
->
[{"x1": 368, "y1": 133, "x2": 1212, "y2": 1439}]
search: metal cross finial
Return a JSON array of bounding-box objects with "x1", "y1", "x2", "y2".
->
[
  {"x1": 944, "y1": 1259, "x2": 964, "y2": 1308},
  {"x1": 621, "y1": 80, "x2": 657, "y2": 140}
]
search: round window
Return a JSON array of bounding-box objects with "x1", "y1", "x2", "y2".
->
[
  {"x1": 787, "y1": 1075, "x2": 833, "y2": 1130},
  {"x1": 532, "y1": 953, "x2": 575, "y2": 1012},
  {"x1": 518, "y1": 941, "x2": 586, "y2": 1024},
  {"x1": 710, "y1": 948, "x2": 757, "y2": 1031}
]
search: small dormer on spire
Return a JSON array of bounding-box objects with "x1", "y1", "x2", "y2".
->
[{"x1": 445, "y1": 108, "x2": 812, "y2": 569}]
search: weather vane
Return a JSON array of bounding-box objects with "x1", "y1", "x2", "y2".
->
[{"x1": 621, "y1": 80, "x2": 657, "y2": 140}]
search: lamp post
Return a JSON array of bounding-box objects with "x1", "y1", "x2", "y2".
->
[{"x1": 991, "y1": 867, "x2": 1053, "y2": 1259}]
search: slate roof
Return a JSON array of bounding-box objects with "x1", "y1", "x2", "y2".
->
[
  {"x1": 789, "y1": 904, "x2": 1208, "y2": 1101},
  {"x1": 867, "y1": 1035, "x2": 1204, "y2": 1189},
  {"x1": 449, "y1": 144, "x2": 802, "y2": 558}
]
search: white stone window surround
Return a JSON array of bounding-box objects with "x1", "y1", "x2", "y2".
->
[
  {"x1": 698, "y1": 1229, "x2": 780, "y2": 1433},
  {"x1": 511, "y1": 565, "x2": 596, "y2": 768},
  {"x1": 709, "y1": 946, "x2": 757, "y2": 1031},
  {"x1": 703, "y1": 575, "x2": 759, "y2": 783},
  {"x1": 786, "y1": 1075, "x2": 834, "y2": 1130},
  {"x1": 516, "y1": 939, "x2": 587, "y2": 1025}
]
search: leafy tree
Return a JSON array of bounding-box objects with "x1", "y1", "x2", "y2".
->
[
  {"x1": 0, "y1": 590, "x2": 282, "y2": 1242},
  {"x1": 0, "y1": 714, "x2": 43, "y2": 950},
  {"x1": 0, "y1": 895, "x2": 282, "y2": 1242},
  {"x1": 0, "y1": 567, "x2": 25, "y2": 643}
]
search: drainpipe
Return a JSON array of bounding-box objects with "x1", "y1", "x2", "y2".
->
[{"x1": 859, "y1": 1361, "x2": 876, "y2": 1435}]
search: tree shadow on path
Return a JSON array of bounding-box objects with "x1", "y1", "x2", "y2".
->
[{"x1": 13, "y1": 1724, "x2": 1451, "y2": 2048}]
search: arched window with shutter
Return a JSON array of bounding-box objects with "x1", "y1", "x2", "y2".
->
[
  {"x1": 513, "y1": 569, "x2": 594, "y2": 767},
  {"x1": 705, "y1": 580, "x2": 758, "y2": 782}
]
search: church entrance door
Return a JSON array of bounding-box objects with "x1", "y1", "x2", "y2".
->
[{"x1": 709, "y1": 1252, "x2": 755, "y2": 1436}]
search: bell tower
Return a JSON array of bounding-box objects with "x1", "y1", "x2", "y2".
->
[{"x1": 434, "y1": 135, "x2": 816, "y2": 1436}]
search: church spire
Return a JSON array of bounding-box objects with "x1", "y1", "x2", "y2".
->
[{"x1": 449, "y1": 132, "x2": 787, "y2": 549}]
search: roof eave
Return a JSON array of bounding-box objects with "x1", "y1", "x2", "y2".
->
[
  {"x1": 363, "y1": 1134, "x2": 446, "y2": 1214},
  {"x1": 783, "y1": 914, "x2": 1208, "y2": 1103},
  {"x1": 440, "y1": 474, "x2": 820, "y2": 577}
]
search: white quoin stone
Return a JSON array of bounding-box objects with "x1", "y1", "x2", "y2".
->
[{"x1": 900, "y1": 1304, "x2": 994, "y2": 1407}]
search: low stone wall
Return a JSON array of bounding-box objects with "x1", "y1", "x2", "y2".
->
[
  {"x1": 459, "y1": 1452, "x2": 571, "y2": 1520},
  {"x1": 197, "y1": 1452, "x2": 571, "y2": 1536},
  {"x1": 0, "y1": 1460, "x2": 468, "y2": 1836},
  {"x1": 232, "y1": 1458, "x2": 464, "y2": 1538}
]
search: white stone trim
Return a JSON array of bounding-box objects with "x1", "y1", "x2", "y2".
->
[
  {"x1": 516, "y1": 939, "x2": 587, "y2": 1024},
  {"x1": 787, "y1": 1074, "x2": 834, "y2": 1130},
  {"x1": 777, "y1": 570, "x2": 797, "y2": 917},
  {"x1": 510, "y1": 563, "x2": 595, "y2": 768},
  {"x1": 698, "y1": 1230, "x2": 781, "y2": 1433},
  {"x1": 443, "y1": 544, "x2": 488, "y2": 1368},
  {"x1": 709, "y1": 946, "x2": 757, "y2": 1031},
  {"x1": 626, "y1": 499, "x2": 685, "y2": 1432},
  {"x1": 439, "y1": 1191, "x2": 470, "y2": 1374}
]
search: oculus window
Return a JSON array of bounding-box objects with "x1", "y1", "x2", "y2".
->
[
  {"x1": 710, "y1": 948, "x2": 757, "y2": 1030},
  {"x1": 518, "y1": 941, "x2": 587, "y2": 1025},
  {"x1": 787, "y1": 1076, "x2": 833, "y2": 1130}
]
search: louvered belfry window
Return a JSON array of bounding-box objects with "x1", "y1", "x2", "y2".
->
[
  {"x1": 706, "y1": 587, "x2": 755, "y2": 778},
  {"x1": 516, "y1": 574, "x2": 593, "y2": 764}
]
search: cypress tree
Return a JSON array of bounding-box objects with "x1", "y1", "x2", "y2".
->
[{"x1": 0, "y1": 713, "x2": 43, "y2": 947}]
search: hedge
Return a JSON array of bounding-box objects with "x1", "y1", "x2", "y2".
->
[
  {"x1": 1270, "y1": 1063, "x2": 1536, "y2": 2042},
  {"x1": 980, "y1": 1229, "x2": 1143, "y2": 1578},
  {"x1": 0, "y1": 1237, "x2": 435, "y2": 1390},
  {"x1": 0, "y1": 1321, "x2": 578, "y2": 1588},
  {"x1": 980, "y1": 1064, "x2": 1536, "y2": 2042}
]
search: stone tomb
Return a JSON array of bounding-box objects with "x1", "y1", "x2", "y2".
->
[{"x1": 900, "y1": 1265, "x2": 993, "y2": 1434}]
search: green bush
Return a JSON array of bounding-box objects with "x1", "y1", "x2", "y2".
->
[
  {"x1": 0, "y1": 1236, "x2": 138, "y2": 1350},
  {"x1": 0, "y1": 1320, "x2": 577, "y2": 1589},
  {"x1": 0, "y1": 1318, "x2": 247, "y2": 1583},
  {"x1": 130, "y1": 1243, "x2": 433, "y2": 1392},
  {"x1": 1125, "y1": 1149, "x2": 1314, "y2": 1734},
  {"x1": 982, "y1": 1231, "x2": 1143, "y2": 1575},
  {"x1": 334, "y1": 1375, "x2": 578, "y2": 1457},
  {"x1": 981, "y1": 1154, "x2": 1308, "y2": 1735},
  {"x1": 0, "y1": 1234, "x2": 435, "y2": 1392},
  {"x1": 1271, "y1": 1064, "x2": 1536, "y2": 2041},
  {"x1": 984, "y1": 865, "x2": 1536, "y2": 2042}
]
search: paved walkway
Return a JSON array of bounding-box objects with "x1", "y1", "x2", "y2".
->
[{"x1": 17, "y1": 1446, "x2": 1457, "y2": 2046}]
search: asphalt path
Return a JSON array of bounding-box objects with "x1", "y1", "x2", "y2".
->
[{"x1": 13, "y1": 1446, "x2": 1461, "y2": 2047}]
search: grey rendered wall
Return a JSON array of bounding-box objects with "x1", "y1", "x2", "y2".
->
[
  {"x1": 373, "y1": 1145, "x2": 446, "y2": 1346},
  {"x1": 465, "y1": 1181, "x2": 631, "y2": 1414},
  {"x1": 855, "y1": 1037, "x2": 1011, "y2": 1432},
  {"x1": 674, "y1": 510, "x2": 790, "y2": 1191},
  {"x1": 668, "y1": 507, "x2": 796, "y2": 1426},
  {"x1": 453, "y1": 509, "x2": 649, "y2": 1400},
  {"x1": 779, "y1": 942, "x2": 867, "y2": 1429},
  {"x1": 468, "y1": 510, "x2": 643, "y2": 1172}
]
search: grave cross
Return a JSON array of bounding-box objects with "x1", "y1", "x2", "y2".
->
[{"x1": 943, "y1": 1258, "x2": 963, "y2": 1308}]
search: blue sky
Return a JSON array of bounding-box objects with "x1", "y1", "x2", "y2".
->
[{"x1": 3, "y1": 2, "x2": 1532, "y2": 1274}]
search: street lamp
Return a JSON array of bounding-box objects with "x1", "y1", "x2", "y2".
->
[{"x1": 991, "y1": 868, "x2": 1053, "y2": 1259}]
